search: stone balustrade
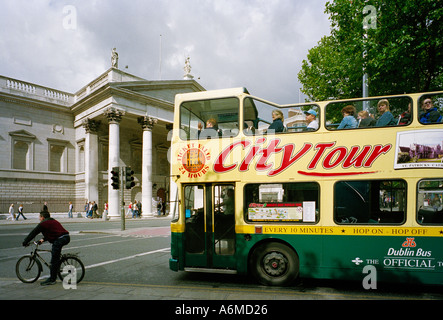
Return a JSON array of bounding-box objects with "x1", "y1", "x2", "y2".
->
[{"x1": 0, "y1": 75, "x2": 74, "y2": 105}]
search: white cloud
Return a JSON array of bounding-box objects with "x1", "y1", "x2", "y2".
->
[{"x1": 0, "y1": 0, "x2": 330, "y2": 103}]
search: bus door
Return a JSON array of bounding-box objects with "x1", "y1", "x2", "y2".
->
[{"x1": 183, "y1": 184, "x2": 236, "y2": 270}]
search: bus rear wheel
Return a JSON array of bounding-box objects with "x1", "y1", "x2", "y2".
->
[{"x1": 250, "y1": 242, "x2": 299, "y2": 286}]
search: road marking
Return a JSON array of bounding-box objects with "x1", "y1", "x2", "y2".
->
[
  {"x1": 65, "y1": 237, "x2": 140, "y2": 250},
  {"x1": 0, "y1": 238, "x2": 142, "y2": 261},
  {"x1": 84, "y1": 247, "x2": 170, "y2": 269},
  {"x1": 0, "y1": 234, "x2": 117, "y2": 252}
]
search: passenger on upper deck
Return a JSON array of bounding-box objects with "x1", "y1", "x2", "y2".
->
[
  {"x1": 198, "y1": 118, "x2": 222, "y2": 139},
  {"x1": 304, "y1": 109, "x2": 319, "y2": 131},
  {"x1": 399, "y1": 103, "x2": 411, "y2": 125},
  {"x1": 337, "y1": 105, "x2": 358, "y2": 129},
  {"x1": 267, "y1": 109, "x2": 285, "y2": 133},
  {"x1": 375, "y1": 99, "x2": 397, "y2": 127},
  {"x1": 357, "y1": 110, "x2": 376, "y2": 127},
  {"x1": 420, "y1": 98, "x2": 442, "y2": 124}
]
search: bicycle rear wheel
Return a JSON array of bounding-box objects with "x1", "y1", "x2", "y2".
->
[
  {"x1": 16, "y1": 255, "x2": 42, "y2": 283},
  {"x1": 58, "y1": 256, "x2": 85, "y2": 284}
]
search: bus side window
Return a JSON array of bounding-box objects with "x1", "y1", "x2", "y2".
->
[
  {"x1": 244, "y1": 182, "x2": 319, "y2": 223},
  {"x1": 243, "y1": 98, "x2": 320, "y2": 134},
  {"x1": 326, "y1": 97, "x2": 412, "y2": 130},
  {"x1": 334, "y1": 180, "x2": 406, "y2": 224},
  {"x1": 418, "y1": 94, "x2": 443, "y2": 124},
  {"x1": 417, "y1": 179, "x2": 443, "y2": 225},
  {"x1": 180, "y1": 98, "x2": 240, "y2": 140}
]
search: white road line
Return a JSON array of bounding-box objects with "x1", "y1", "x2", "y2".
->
[
  {"x1": 0, "y1": 238, "x2": 142, "y2": 261},
  {"x1": 65, "y1": 237, "x2": 140, "y2": 250},
  {"x1": 0, "y1": 234, "x2": 117, "y2": 252},
  {"x1": 84, "y1": 247, "x2": 170, "y2": 269}
]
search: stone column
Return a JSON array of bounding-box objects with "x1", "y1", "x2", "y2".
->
[
  {"x1": 105, "y1": 107, "x2": 124, "y2": 219},
  {"x1": 82, "y1": 119, "x2": 101, "y2": 205},
  {"x1": 138, "y1": 116, "x2": 157, "y2": 217}
]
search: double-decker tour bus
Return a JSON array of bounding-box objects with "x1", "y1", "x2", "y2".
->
[{"x1": 169, "y1": 88, "x2": 443, "y2": 286}]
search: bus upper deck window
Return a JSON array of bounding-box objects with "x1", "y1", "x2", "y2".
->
[
  {"x1": 326, "y1": 97, "x2": 412, "y2": 130},
  {"x1": 179, "y1": 97, "x2": 240, "y2": 140},
  {"x1": 243, "y1": 97, "x2": 320, "y2": 134},
  {"x1": 418, "y1": 94, "x2": 443, "y2": 124}
]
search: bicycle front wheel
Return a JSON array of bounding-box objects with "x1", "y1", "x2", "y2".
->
[
  {"x1": 58, "y1": 256, "x2": 85, "y2": 284},
  {"x1": 16, "y1": 255, "x2": 42, "y2": 283}
]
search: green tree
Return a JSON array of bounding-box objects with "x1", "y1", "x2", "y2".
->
[{"x1": 298, "y1": 0, "x2": 443, "y2": 101}]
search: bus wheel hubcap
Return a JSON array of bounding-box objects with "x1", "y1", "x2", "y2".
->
[{"x1": 263, "y1": 252, "x2": 288, "y2": 277}]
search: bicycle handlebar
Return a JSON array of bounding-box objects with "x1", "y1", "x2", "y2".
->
[{"x1": 23, "y1": 240, "x2": 42, "y2": 247}]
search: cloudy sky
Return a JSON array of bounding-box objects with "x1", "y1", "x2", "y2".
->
[{"x1": 0, "y1": 0, "x2": 330, "y2": 104}]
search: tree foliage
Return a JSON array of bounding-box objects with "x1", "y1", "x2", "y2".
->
[{"x1": 298, "y1": 0, "x2": 443, "y2": 101}]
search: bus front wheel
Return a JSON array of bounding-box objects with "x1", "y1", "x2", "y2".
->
[{"x1": 250, "y1": 242, "x2": 299, "y2": 286}]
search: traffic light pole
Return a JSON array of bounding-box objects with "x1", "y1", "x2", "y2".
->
[
  {"x1": 110, "y1": 166, "x2": 135, "y2": 231},
  {"x1": 120, "y1": 166, "x2": 125, "y2": 231}
]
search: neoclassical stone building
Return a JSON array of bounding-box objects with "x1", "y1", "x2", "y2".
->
[{"x1": 0, "y1": 63, "x2": 204, "y2": 218}]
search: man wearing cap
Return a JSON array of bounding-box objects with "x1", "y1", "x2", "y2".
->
[{"x1": 304, "y1": 109, "x2": 319, "y2": 131}]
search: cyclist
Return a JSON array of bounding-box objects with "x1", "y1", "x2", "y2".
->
[{"x1": 22, "y1": 211, "x2": 70, "y2": 286}]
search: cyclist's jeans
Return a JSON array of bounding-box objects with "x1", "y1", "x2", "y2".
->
[{"x1": 50, "y1": 234, "x2": 71, "y2": 281}]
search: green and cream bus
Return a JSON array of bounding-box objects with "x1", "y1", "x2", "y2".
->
[{"x1": 169, "y1": 88, "x2": 443, "y2": 286}]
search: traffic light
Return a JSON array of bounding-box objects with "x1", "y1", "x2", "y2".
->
[
  {"x1": 110, "y1": 167, "x2": 120, "y2": 189},
  {"x1": 125, "y1": 167, "x2": 135, "y2": 189}
]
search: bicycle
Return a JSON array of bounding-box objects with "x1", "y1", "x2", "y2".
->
[{"x1": 16, "y1": 241, "x2": 85, "y2": 284}]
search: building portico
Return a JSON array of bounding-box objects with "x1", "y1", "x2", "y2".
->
[{"x1": 0, "y1": 60, "x2": 204, "y2": 217}]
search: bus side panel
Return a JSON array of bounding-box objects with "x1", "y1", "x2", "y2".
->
[
  {"x1": 236, "y1": 233, "x2": 443, "y2": 285},
  {"x1": 322, "y1": 235, "x2": 443, "y2": 285},
  {"x1": 170, "y1": 231, "x2": 185, "y2": 271}
]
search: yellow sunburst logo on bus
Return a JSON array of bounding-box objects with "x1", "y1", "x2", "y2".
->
[{"x1": 177, "y1": 143, "x2": 211, "y2": 178}]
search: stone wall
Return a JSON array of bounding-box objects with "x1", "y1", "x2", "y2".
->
[{"x1": 0, "y1": 177, "x2": 77, "y2": 214}]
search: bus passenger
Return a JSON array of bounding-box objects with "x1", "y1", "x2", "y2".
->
[
  {"x1": 267, "y1": 109, "x2": 285, "y2": 133},
  {"x1": 198, "y1": 118, "x2": 222, "y2": 139},
  {"x1": 358, "y1": 110, "x2": 376, "y2": 127},
  {"x1": 399, "y1": 103, "x2": 411, "y2": 125},
  {"x1": 223, "y1": 188, "x2": 235, "y2": 215},
  {"x1": 375, "y1": 99, "x2": 396, "y2": 127},
  {"x1": 420, "y1": 98, "x2": 442, "y2": 123},
  {"x1": 337, "y1": 105, "x2": 358, "y2": 129},
  {"x1": 304, "y1": 109, "x2": 319, "y2": 131}
]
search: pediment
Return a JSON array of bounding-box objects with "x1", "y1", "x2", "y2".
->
[{"x1": 9, "y1": 130, "x2": 36, "y2": 139}]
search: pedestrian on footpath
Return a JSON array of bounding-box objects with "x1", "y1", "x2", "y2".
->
[
  {"x1": 86, "y1": 201, "x2": 93, "y2": 218},
  {"x1": 7, "y1": 204, "x2": 15, "y2": 221},
  {"x1": 22, "y1": 211, "x2": 70, "y2": 286},
  {"x1": 68, "y1": 201, "x2": 73, "y2": 218},
  {"x1": 16, "y1": 204, "x2": 27, "y2": 220},
  {"x1": 132, "y1": 200, "x2": 138, "y2": 218},
  {"x1": 103, "y1": 202, "x2": 108, "y2": 220},
  {"x1": 84, "y1": 201, "x2": 89, "y2": 218},
  {"x1": 126, "y1": 202, "x2": 133, "y2": 218},
  {"x1": 136, "y1": 201, "x2": 142, "y2": 218},
  {"x1": 92, "y1": 201, "x2": 98, "y2": 218}
]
